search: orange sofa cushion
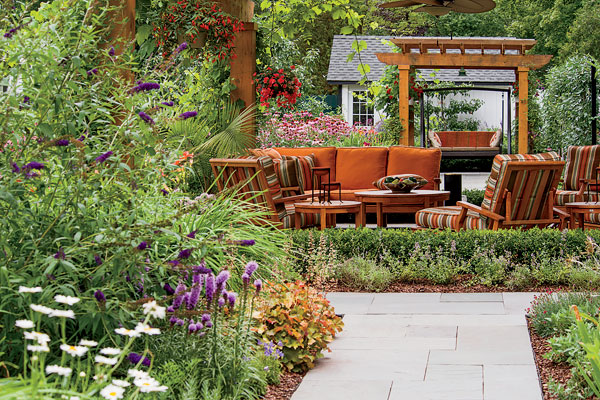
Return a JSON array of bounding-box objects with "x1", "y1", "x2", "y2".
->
[
  {"x1": 274, "y1": 147, "x2": 337, "y2": 180},
  {"x1": 436, "y1": 131, "x2": 494, "y2": 148},
  {"x1": 335, "y1": 147, "x2": 389, "y2": 190},
  {"x1": 387, "y1": 146, "x2": 441, "y2": 190}
]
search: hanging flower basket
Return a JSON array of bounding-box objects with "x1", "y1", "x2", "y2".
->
[{"x1": 254, "y1": 66, "x2": 302, "y2": 108}]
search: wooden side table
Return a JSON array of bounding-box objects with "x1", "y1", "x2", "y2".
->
[
  {"x1": 294, "y1": 201, "x2": 361, "y2": 230},
  {"x1": 565, "y1": 202, "x2": 600, "y2": 229}
]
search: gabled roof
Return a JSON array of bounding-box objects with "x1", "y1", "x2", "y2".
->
[{"x1": 327, "y1": 35, "x2": 516, "y2": 85}]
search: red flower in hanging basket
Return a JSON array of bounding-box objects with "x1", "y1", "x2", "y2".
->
[{"x1": 255, "y1": 66, "x2": 302, "y2": 108}]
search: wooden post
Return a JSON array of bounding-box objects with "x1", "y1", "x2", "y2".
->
[
  {"x1": 398, "y1": 65, "x2": 411, "y2": 146},
  {"x1": 104, "y1": 0, "x2": 136, "y2": 82},
  {"x1": 518, "y1": 67, "x2": 529, "y2": 154},
  {"x1": 230, "y1": 22, "x2": 257, "y2": 109}
]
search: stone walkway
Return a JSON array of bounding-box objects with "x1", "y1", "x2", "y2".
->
[{"x1": 292, "y1": 292, "x2": 541, "y2": 400}]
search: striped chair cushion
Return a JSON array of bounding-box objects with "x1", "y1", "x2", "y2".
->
[
  {"x1": 274, "y1": 157, "x2": 304, "y2": 194},
  {"x1": 415, "y1": 206, "x2": 487, "y2": 230},
  {"x1": 281, "y1": 203, "x2": 321, "y2": 229},
  {"x1": 256, "y1": 156, "x2": 283, "y2": 201},
  {"x1": 586, "y1": 213, "x2": 600, "y2": 224},
  {"x1": 564, "y1": 145, "x2": 600, "y2": 190},
  {"x1": 282, "y1": 154, "x2": 315, "y2": 191},
  {"x1": 481, "y1": 152, "x2": 561, "y2": 212},
  {"x1": 555, "y1": 190, "x2": 600, "y2": 206}
]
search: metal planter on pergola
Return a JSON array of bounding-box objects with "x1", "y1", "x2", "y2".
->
[{"x1": 376, "y1": 37, "x2": 552, "y2": 154}]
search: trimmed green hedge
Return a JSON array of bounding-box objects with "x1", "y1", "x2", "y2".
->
[{"x1": 290, "y1": 228, "x2": 592, "y2": 266}]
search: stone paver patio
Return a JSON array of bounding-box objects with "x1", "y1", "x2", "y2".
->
[{"x1": 292, "y1": 292, "x2": 541, "y2": 400}]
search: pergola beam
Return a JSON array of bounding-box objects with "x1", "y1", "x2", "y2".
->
[{"x1": 375, "y1": 53, "x2": 552, "y2": 71}]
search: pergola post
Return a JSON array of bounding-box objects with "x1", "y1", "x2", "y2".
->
[
  {"x1": 398, "y1": 65, "x2": 411, "y2": 146},
  {"x1": 230, "y1": 22, "x2": 257, "y2": 109},
  {"x1": 518, "y1": 67, "x2": 529, "y2": 154}
]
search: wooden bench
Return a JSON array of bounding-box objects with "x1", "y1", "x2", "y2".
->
[{"x1": 434, "y1": 131, "x2": 501, "y2": 158}]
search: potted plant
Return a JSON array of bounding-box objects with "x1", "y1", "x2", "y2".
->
[
  {"x1": 254, "y1": 65, "x2": 302, "y2": 109},
  {"x1": 152, "y1": 0, "x2": 243, "y2": 61}
]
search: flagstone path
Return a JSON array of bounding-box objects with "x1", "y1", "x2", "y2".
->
[{"x1": 292, "y1": 292, "x2": 541, "y2": 400}]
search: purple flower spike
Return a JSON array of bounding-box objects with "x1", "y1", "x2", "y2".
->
[
  {"x1": 172, "y1": 294, "x2": 184, "y2": 310},
  {"x1": 187, "y1": 230, "x2": 197, "y2": 239},
  {"x1": 205, "y1": 321, "x2": 213, "y2": 329},
  {"x1": 94, "y1": 290, "x2": 106, "y2": 303},
  {"x1": 94, "y1": 254, "x2": 103, "y2": 266},
  {"x1": 237, "y1": 240, "x2": 256, "y2": 246},
  {"x1": 175, "y1": 283, "x2": 186, "y2": 294},
  {"x1": 24, "y1": 161, "x2": 44, "y2": 170},
  {"x1": 218, "y1": 297, "x2": 225, "y2": 308},
  {"x1": 175, "y1": 42, "x2": 188, "y2": 53},
  {"x1": 244, "y1": 261, "x2": 258, "y2": 277},
  {"x1": 54, "y1": 248, "x2": 65, "y2": 260},
  {"x1": 169, "y1": 316, "x2": 177, "y2": 325},
  {"x1": 161, "y1": 101, "x2": 174, "y2": 107},
  {"x1": 178, "y1": 111, "x2": 197, "y2": 120},
  {"x1": 87, "y1": 68, "x2": 98, "y2": 76},
  {"x1": 168, "y1": 260, "x2": 180, "y2": 267},
  {"x1": 11, "y1": 163, "x2": 20, "y2": 173},
  {"x1": 131, "y1": 82, "x2": 160, "y2": 93},
  {"x1": 95, "y1": 151, "x2": 113, "y2": 164},
  {"x1": 77, "y1": 134, "x2": 86, "y2": 142},
  {"x1": 127, "y1": 352, "x2": 151, "y2": 367},
  {"x1": 55, "y1": 139, "x2": 69, "y2": 147},
  {"x1": 138, "y1": 111, "x2": 155, "y2": 125},
  {"x1": 160, "y1": 189, "x2": 169, "y2": 196},
  {"x1": 136, "y1": 241, "x2": 148, "y2": 250},
  {"x1": 254, "y1": 279, "x2": 263, "y2": 295},
  {"x1": 108, "y1": 46, "x2": 115, "y2": 57},
  {"x1": 195, "y1": 322, "x2": 204, "y2": 331},
  {"x1": 176, "y1": 318, "x2": 185, "y2": 327},
  {"x1": 241, "y1": 273, "x2": 250, "y2": 286},
  {"x1": 188, "y1": 286, "x2": 201, "y2": 309},
  {"x1": 189, "y1": 323, "x2": 197, "y2": 333},
  {"x1": 193, "y1": 263, "x2": 211, "y2": 274},
  {"x1": 227, "y1": 292, "x2": 237, "y2": 307},
  {"x1": 164, "y1": 283, "x2": 175, "y2": 295},
  {"x1": 201, "y1": 314, "x2": 211, "y2": 324},
  {"x1": 216, "y1": 270, "x2": 230, "y2": 286},
  {"x1": 205, "y1": 274, "x2": 216, "y2": 303},
  {"x1": 178, "y1": 249, "x2": 192, "y2": 259},
  {"x1": 167, "y1": 306, "x2": 174, "y2": 313}
]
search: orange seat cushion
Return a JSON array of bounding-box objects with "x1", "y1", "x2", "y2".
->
[
  {"x1": 335, "y1": 147, "x2": 389, "y2": 190},
  {"x1": 387, "y1": 146, "x2": 441, "y2": 190},
  {"x1": 436, "y1": 131, "x2": 494, "y2": 148},
  {"x1": 274, "y1": 147, "x2": 337, "y2": 180},
  {"x1": 249, "y1": 148, "x2": 282, "y2": 159}
]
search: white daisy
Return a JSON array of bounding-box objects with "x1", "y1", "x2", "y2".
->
[
  {"x1": 79, "y1": 372, "x2": 86, "y2": 377},
  {"x1": 54, "y1": 295, "x2": 80, "y2": 305},
  {"x1": 111, "y1": 379, "x2": 131, "y2": 387},
  {"x1": 142, "y1": 300, "x2": 166, "y2": 319},
  {"x1": 95, "y1": 355, "x2": 118, "y2": 365},
  {"x1": 133, "y1": 376, "x2": 159, "y2": 388},
  {"x1": 49, "y1": 309, "x2": 75, "y2": 319},
  {"x1": 134, "y1": 323, "x2": 161, "y2": 335},
  {"x1": 24, "y1": 331, "x2": 50, "y2": 344},
  {"x1": 30, "y1": 304, "x2": 54, "y2": 315},
  {"x1": 139, "y1": 383, "x2": 168, "y2": 393},
  {"x1": 60, "y1": 343, "x2": 88, "y2": 357},
  {"x1": 27, "y1": 344, "x2": 50, "y2": 352},
  {"x1": 99, "y1": 384, "x2": 125, "y2": 400},
  {"x1": 45, "y1": 364, "x2": 72, "y2": 376},
  {"x1": 19, "y1": 286, "x2": 43, "y2": 293},
  {"x1": 79, "y1": 339, "x2": 98, "y2": 347},
  {"x1": 127, "y1": 369, "x2": 149, "y2": 379},
  {"x1": 114, "y1": 327, "x2": 140, "y2": 338},
  {"x1": 15, "y1": 319, "x2": 34, "y2": 329},
  {"x1": 100, "y1": 347, "x2": 121, "y2": 356}
]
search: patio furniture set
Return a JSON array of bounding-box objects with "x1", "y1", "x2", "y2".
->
[{"x1": 209, "y1": 144, "x2": 600, "y2": 231}]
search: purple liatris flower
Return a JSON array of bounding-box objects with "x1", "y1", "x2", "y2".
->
[
  {"x1": 187, "y1": 230, "x2": 197, "y2": 239},
  {"x1": 189, "y1": 323, "x2": 197, "y2": 333},
  {"x1": 94, "y1": 290, "x2": 106, "y2": 303},
  {"x1": 86, "y1": 68, "x2": 98, "y2": 76},
  {"x1": 167, "y1": 260, "x2": 179, "y2": 266},
  {"x1": 167, "y1": 306, "x2": 174, "y2": 312},
  {"x1": 94, "y1": 254, "x2": 103, "y2": 266},
  {"x1": 236, "y1": 240, "x2": 256, "y2": 246},
  {"x1": 127, "y1": 352, "x2": 151, "y2": 367},
  {"x1": 77, "y1": 134, "x2": 86, "y2": 142},
  {"x1": 160, "y1": 189, "x2": 169, "y2": 196},
  {"x1": 193, "y1": 263, "x2": 211, "y2": 274},
  {"x1": 175, "y1": 283, "x2": 186, "y2": 294},
  {"x1": 188, "y1": 286, "x2": 201, "y2": 309},
  {"x1": 172, "y1": 294, "x2": 184, "y2": 310},
  {"x1": 178, "y1": 249, "x2": 192, "y2": 259},
  {"x1": 175, "y1": 42, "x2": 188, "y2": 53},
  {"x1": 23, "y1": 161, "x2": 44, "y2": 170},
  {"x1": 215, "y1": 270, "x2": 230, "y2": 291},
  {"x1": 54, "y1": 248, "x2": 65, "y2": 260},
  {"x1": 108, "y1": 46, "x2": 115, "y2": 56},
  {"x1": 244, "y1": 261, "x2": 258, "y2": 277},
  {"x1": 131, "y1": 82, "x2": 160, "y2": 93},
  {"x1": 242, "y1": 273, "x2": 250, "y2": 286},
  {"x1": 23, "y1": 96, "x2": 30, "y2": 104},
  {"x1": 254, "y1": 279, "x2": 263, "y2": 294},
  {"x1": 95, "y1": 151, "x2": 113, "y2": 164},
  {"x1": 161, "y1": 101, "x2": 174, "y2": 107},
  {"x1": 192, "y1": 273, "x2": 203, "y2": 286},
  {"x1": 11, "y1": 163, "x2": 20, "y2": 173},
  {"x1": 194, "y1": 322, "x2": 204, "y2": 331},
  {"x1": 163, "y1": 283, "x2": 175, "y2": 295},
  {"x1": 169, "y1": 316, "x2": 177, "y2": 325},
  {"x1": 136, "y1": 241, "x2": 148, "y2": 250},
  {"x1": 205, "y1": 274, "x2": 216, "y2": 303},
  {"x1": 55, "y1": 139, "x2": 69, "y2": 146},
  {"x1": 201, "y1": 313, "x2": 211, "y2": 324},
  {"x1": 178, "y1": 111, "x2": 197, "y2": 120},
  {"x1": 138, "y1": 111, "x2": 155, "y2": 125},
  {"x1": 227, "y1": 291, "x2": 237, "y2": 307},
  {"x1": 218, "y1": 297, "x2": 225, "y2": 308}
]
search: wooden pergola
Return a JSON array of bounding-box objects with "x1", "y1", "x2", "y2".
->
[{"x1": 376, "y1": 37, "x2": 552, "y2": 154}]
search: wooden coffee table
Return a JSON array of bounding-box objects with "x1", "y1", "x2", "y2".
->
[
  {"x1": 354, "y1": 190, "x2": 450, "y2": 228},
  {"x1": 294, "y1": 200, "x2": 361, "y2": 230},
  {"x1": 565, "y1": 202, "x2": 600, "y2": 229}
]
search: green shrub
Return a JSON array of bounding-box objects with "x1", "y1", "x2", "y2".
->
[
  {"x1": 336, "y1": 257, "x2": 394, "y2": 292},
  {"x1": 529, "y1": 292, "x2": 600, "y2": 338},
  {"x1": 462, "y1": 188, "x2": 485, "y2": 205}
]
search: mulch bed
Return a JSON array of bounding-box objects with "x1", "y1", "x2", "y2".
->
[
  {"x1": 263, "y1": 370, "x2": 306, "y2": 400},
  {"x1": 527, "y1": 319, "x2": 576, "y2": 400}
]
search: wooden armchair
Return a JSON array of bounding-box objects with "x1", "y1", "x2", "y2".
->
[
  {"x1": 209, "y1": 157, "x2": 316, "y2": 229},
  {"x1": 416, "y1": 152, "x2": 567, "y2": 231},
  {"x1": 555, "y1": 145, "x2": 600, "y2": 207}
]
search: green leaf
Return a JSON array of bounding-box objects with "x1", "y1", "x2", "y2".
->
[
  {"x1": 357, "y1": 63, "x2": 371, "y2": 76},
  {"x1": 311, "y1": 6, "x2": 322, "y2": 15},
  {"x1": 37, "y1": 123, "x2": 53, "y2": 136},
  {"x1": 136, "y1": 24, "x2": 153, "y2": 45},
  {"x1": 260, "y1": 0, "x2": 272, "y2": 9},
  {"x1": 346, "y1": 52, "x2": 355, "y2": 62},
  {"x1": 340, "y1": 26, "x2": 353, "y2": 35}
]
